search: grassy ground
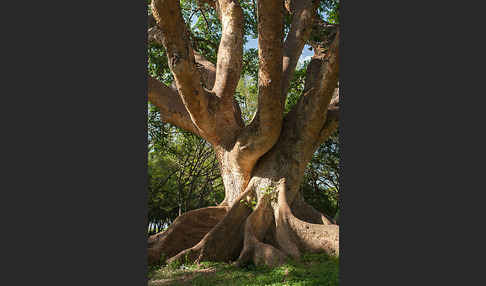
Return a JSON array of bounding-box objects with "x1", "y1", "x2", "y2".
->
[{"x1": 148, "y1": 253, "x2": 339, "y2": 286}]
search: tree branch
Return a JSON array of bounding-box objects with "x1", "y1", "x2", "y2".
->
[
  {"x1": 308, "y1": 15, "x2": 339, "y2": 55},
  {"x1": 301, "y1": 29, "x2": 339, "y2": 138},
  {"x1": 148, "y1": 23, "x2": 217, "y2": 91},
  {"x1": 315, "y1": 112, "x2": 339, "y2": 150},
  {"x1": 255, "y1": 0, "x2": 284, "y2": 123},
  {"x1": 152, "y1": 0, "x2": 218, "y2": 143},
  {"x1": 280, "y1": 29, "x2": 340, "y2": 161},
  {"x1": 212, "y1": 0, "x2": 244, "y2": 99},
  {"x1": 148, "y1": 14, "x2": 157, "y2": 29},
  {"x1": 324, "y1": 86, "x2": 340, "y2": 122},
  {"x1": 281, "y1": 0, "x2": 317, "y2": 101},
  {"x1": 233, "y1": 0, "x2": 284, "y2": 166},
  {"x1": 194, "y1": 52, "x2": 217, "y2": 90},
  {"x1": 148, "y1": 76, "x2": 200, "y2": 136}
]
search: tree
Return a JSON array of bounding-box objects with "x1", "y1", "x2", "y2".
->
[
  {"x1": 301, "y1": 131, "x2": 340, "y2": 221},
  {"x1": 147, "y1": 0, "x2": 340, "y2": 267},
  {"x1": 147, "y1": 104, "x2": 225, "y2": 234},
  {"x1": 148, "y1": 123, "x2": 224, "y2": 234}
]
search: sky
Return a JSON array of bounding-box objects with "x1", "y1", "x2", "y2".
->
[
  {"x1": 245, "y1": 37, "x2": 314, "y2": 65},
  {"x1": 189, "y1": 17, "x2": 314, "y2": 66}
]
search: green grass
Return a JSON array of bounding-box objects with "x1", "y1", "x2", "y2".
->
[{"x1": 148, "y1": 253, "x2": 339, "y2": 286}]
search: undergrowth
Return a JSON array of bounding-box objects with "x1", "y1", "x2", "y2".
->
[{"x1": 148, "y1": 253, "x2": 339, "y2": 286}]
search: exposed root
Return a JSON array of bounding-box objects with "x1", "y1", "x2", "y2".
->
[
  {"x1": 275, "y1": 180, "x2": 339, "y2": 258},
  {"x1": 286, "y1": 213, "x2": 339, "y2": 256},
  {"x1": 247, "y1": 240, "x2": 287, "y2": 267},
  {"x1": 274, "y1": 208, "x2": 302, "y2": 260},
  {"x1": 147, "y1": 206, "x2": 229, "y2": 265},
  {"x1": 154, "y1": 179, "x2": 339, "y2": 269},
  {"x1": 167, "y1": 186, "x2": 256, "y2": 264},
  {"x1": 235, "y1": 197, "x2": 287, "y2": 267},
  {"x1": 290, "y1": 192, "x2": 334, "y2": 225}
]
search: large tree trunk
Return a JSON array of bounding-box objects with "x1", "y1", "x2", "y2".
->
[
  {"x1": 148, "y1": 94, "x2": 340, "y2": 265},
  {"x1": 147, "y1": 0, "x2": 340, "y2": 267},
  {"x1": 148, "y1": 128, "x2": 339, "y2": 266}
]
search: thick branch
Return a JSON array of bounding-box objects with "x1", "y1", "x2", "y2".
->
[
  {"x1": 308, "y1": 16, "x2": 338, "y2": 56},
  {"x1": 325, "y1": 88, "x2": 339, "y2": 123},
  {"x1": 232, "y1": 0, "x2": 284, "y2": 168},
  {"x1": 314, "y1": 85, "x2": 340, "y2": 147},
  {"x1": 254, "y1": 0, "x2": 284, "y2": 132},
  {"x1": 212, "y1": 0, "x2": 244, "y2": 98},
  {"x1": 315, "y1": 109, "x2": 338, "y2": 149},
  {"x1": 194, "y1": 52, "x2": 217, "y2": 90},
  {"x1": 293, "y1": 29, "x2": 339, "y2": 150},
  {"x1": 269, "y1": 29, "x2": 339, "y2": 171},
  {"x1": 148, "y1": 24, "x2": 217, "y2": 91},
  {"x1": 281, "y1": 0, "x2": 317, "y2": 101},
  {"x1": 316, "y1": 86, "x2": 340, "y2": 145},
  {"x1": 148, "y1": 14, "x2": 157, "y2": 29},
  {"x1": 148, "y1": 76, "x2": 200, "y2": 135},
  {"x1": 152, "y1": 0, "x2": 218, "y2": 143}
]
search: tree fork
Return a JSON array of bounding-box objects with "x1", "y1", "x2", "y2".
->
[{"x1": 147, "y1": 0, "x2": 340, "y2": 268}]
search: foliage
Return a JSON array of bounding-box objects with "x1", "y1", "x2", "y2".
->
[
  {"x1": 320, "y1": 0, "x2": 340, "y2": 24},
  {"x1": 148, "y1": 43, "x2": 172, "y2": 84},
  {"x1": 235, "y1": 77, "x2": 258, "y2": 124},
  {"x1": 148, "y1": 101, "x2": 224, "y2": 233},
  {"x1": 148, "y1": 125, "x2": 224, "y2": 234},
  {"x1": 302, "y1": 131, "x2": 340, "y2": 219},
  {"x1": 285, "y1": 61, "x2": 309, "y2": 114}
]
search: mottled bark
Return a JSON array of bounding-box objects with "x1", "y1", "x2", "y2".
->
[
  {"x1": 148, "y1": 76, "x2": 200, "y2": 135},
  {"x1": 212, "y1": 0, "x2": 244, "y2": 99},
  {"x1": 237, "y1": 0, "x2": 284, "y2": 162},
  {"x1": 147, "y1": 0, "x2": 340, "y2": 268},
  {"x1": 147, "y1": 206, "x2": 229, "y2": 264},
  {"x1": 281, "y1": 0, "x2": 318, "y2": 100},
  {"x1": 220, "y1": 0, "x2": 286, "y2": 194},
  {"x1": 148, "y1": 21, "x2": 216, "y2": 90},
  {"x1": 291, "y1": 192, "x2": 334, "y2": 225},
  {"x1": 152, "y1": 0, "x2": 220, "y2": 144}
]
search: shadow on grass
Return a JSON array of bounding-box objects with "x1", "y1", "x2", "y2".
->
[{"x1": 148, "y1": 253, "x2": 339, "y2": 286}]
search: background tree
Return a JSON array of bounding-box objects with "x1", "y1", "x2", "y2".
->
[
  {"x1": 301, "y1": 131, "x2": 339, "y2": 221},
  {"x1": 148, "y1": 105, "x2": 224, "y2": 235},
  {"x1": 147, "y1": 0, "x2": 341, "y2": 267}
]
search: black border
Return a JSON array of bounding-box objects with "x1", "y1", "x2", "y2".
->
[
  {"x1": 3, "y1": 1, "x2": 148, "y2": 285},
  {"x1": 4, "y1": 0, "x2": 482, "y2": 285}
]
